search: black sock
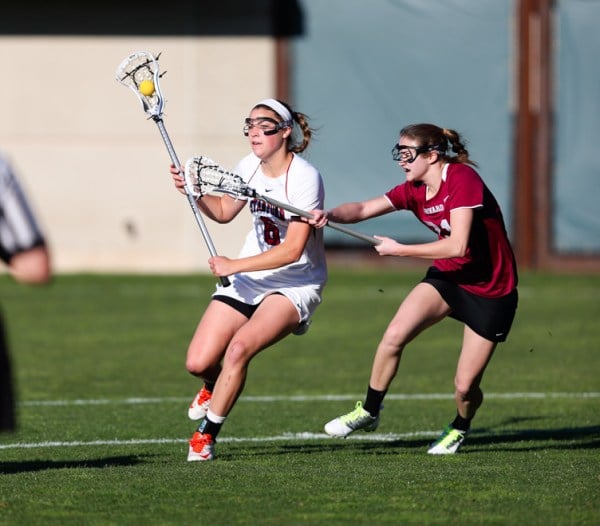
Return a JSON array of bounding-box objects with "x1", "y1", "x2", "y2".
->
[
  {"x1": 199, "y1": 417, "x2": 222, "y2": 439},
  {"x1": 204, "y1": 380, "x2": 216, "y2": 393},
  {"x1": 363, "y1": 386, "x2": 386, "y2": 417},
  {"x1": 451, "y1": 412, "x2": 471, "y2": 432}
]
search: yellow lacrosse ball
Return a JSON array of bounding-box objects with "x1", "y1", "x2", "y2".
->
[{"x1": 139, "y1": 79, "x2": 155, "y2": 96}]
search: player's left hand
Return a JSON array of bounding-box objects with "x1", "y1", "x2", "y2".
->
[
  {"x1": 208, "y1": 256, "x2": 234, "y2": 277},
  {"x1": 373, "y1": 236, "x2": 403, "y2": 257}
]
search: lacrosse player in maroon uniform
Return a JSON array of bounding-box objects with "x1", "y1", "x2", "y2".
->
[{"x1": 309, "y1": 123, "x2": 518, "y2": 454}]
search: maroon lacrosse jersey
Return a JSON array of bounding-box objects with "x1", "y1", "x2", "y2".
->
[{"x1": 384, "y1": 163, "x2": 518, "y2": 297}]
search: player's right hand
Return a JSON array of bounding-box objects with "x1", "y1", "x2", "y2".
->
[
  {"x1": 306, "y1": 209, "x2": 329, "y2": 229},
  {"x1": 170, "y1": 164, "x2": 186, "y2": 194}
]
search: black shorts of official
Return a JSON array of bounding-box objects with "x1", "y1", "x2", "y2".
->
[
  {"x1": 421, "y1": 267, "x2": 518, "y2": 343},
  {"x1": 0, "y1": 313, "x2": 16, "y2": 432}
]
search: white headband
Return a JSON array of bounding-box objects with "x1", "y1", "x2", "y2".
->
[{"x1": 256, "y1": 98, "x2": 293, "y2": 124}]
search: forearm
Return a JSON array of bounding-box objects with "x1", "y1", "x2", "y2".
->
[
  {"x1": 392, "y1": 237, "x2": 467, "y2": 259},
  {"x1": 378, "y1": 208, "x2": 472, "y2": 259},
  {"x1": 193, "y1": 194, "x2": 243, "y2": 224},
  {"x1": 404, "y1": 238, "x2": 465, "y2": 259},
  {"x1": 327, "y1": 196, "x2": 392, "y2": 224},
  {"x1": 192, "y1": 195, "x2": 224, "y2": 223},
  {"x1": 229, "y1": 243, "x2": 302, "y2": 274},
  {"x1": 327, "y1": 202, "x2": 369, "y2": 224}
]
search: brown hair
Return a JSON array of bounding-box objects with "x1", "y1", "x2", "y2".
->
[{"x1": 399, "y1": 123, "x2": 478, "y2": 167}]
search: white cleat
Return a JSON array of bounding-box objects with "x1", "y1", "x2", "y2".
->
[{"x1": 324, "y1": 401, "x2": 380, "y2": 438}]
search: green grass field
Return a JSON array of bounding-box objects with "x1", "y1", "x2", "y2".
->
[{"x1": 0, "y1": 267, "x2": 598, "y2": 525}]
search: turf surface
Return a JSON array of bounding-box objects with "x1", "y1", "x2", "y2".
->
[{"x1": 0, "y1": 269, "x2": 598, "y2": 525}]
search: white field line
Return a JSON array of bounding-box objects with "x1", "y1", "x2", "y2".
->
[
  {"x1": 0, "y1": 432, "x2": 437, "y2": 451},
  {"x1": 3, "y1": 393, "x2": 598, "y2": 452},
  {"x1": 18, "y1": 392, "x2": 600, "y2": 407}
]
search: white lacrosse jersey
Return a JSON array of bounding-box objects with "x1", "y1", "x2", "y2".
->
[{"x1": 213, "y1": 152, "x2": 327, "y2": 321}]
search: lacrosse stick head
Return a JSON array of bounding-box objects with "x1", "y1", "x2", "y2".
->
[
  {"x1": 185, "y1": 157, "x2": 250, "y2": 199},
  {"x1": 116, "y1": 51, "x2": 165, "y2": 118}
]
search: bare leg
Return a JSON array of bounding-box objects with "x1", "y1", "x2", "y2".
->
[
  {"x1": 454, "y1": 325, "x2": 497, "y2": 419},
  {"x1": 369, "y1": 283, "x2": 451, "y2": 391},
  {"x1": 185, "y1": 299, "x2": 249, "y2": 383},
  {"x1": 323, "y1": 283, "x2": 453, "y2": 439},
  {"x1": 208, "y1": 294, "x2": 301, "y2": 417}
]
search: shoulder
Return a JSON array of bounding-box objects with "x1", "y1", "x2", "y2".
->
[
  {"x1": 385, "y1": 181, "x2": 421, "y2": 209},
  {"x1": 447, "y1": 163, "x2": 482, "y2": 184},
  {"x1": 386, "y1": 181, "x2": 418, "y2": 198},
  {"x1": 445, "y1": 163, "x2": 485, "y2": 207},
  {"x1": 289, "y1": 154, "x2": 323, "y2": 187},
  {"x1": 290, "y1": 154, "x2": 320, "y2": 178}
]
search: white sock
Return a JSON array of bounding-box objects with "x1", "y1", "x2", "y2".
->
[{"x1": 206, "y1": 408, "x2": 227, "y2": 424}]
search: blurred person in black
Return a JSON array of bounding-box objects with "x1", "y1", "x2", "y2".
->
[{"x1": 0, "y1": 153, "x2": 51, "y2": 432}]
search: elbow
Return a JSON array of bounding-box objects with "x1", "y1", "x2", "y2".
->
[
  {"x1": 453, "y1": 243, "x2": 468, "y2": 258},
  {"x1": 288, "y1": 252, "x2": 304, "y2": 265},
  {"x1": 444, "y1": 238, "x2": 468, "y2": 259},
  {"x1": 284, "y1": 245, "x2": 305, "y2": 265},
  {"x1": 210, "y1": 210, "x2": 235, "y2": 224}
]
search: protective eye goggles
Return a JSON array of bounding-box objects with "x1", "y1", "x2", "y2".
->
[
  {"x1": 391, "y1": 144, "x2": 443, "y2": 163},
  {"x1": 243, "y1": 117, "x2": 292, "y2": 136}
]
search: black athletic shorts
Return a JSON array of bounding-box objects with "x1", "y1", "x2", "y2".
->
[
  {"x1": 213, "y1": 295, "x2": 258, "y2": 319},
  {"x1": 422, "y1": 267, "x2": 518, "y2": 343}
]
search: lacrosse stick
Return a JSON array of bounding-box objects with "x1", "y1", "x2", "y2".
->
[
  {"x1": 116, "y1": 51, "x2": 230, "y2": 286},
  {"x1": 185, "y1": 156, "x2": 381, "y2": 246}
]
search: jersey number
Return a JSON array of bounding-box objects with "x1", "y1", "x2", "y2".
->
[
  {"x1": 260, "y1": 217, "x2": 281, "y2": 246},
  {"x1": 424, "y1": 219, "x2": 451, "y2": 238}
]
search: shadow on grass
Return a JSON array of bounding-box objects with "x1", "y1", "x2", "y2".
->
[
  {"x1": 218, "y1": 424, "x2": 600, "y2": 460},
  {"x1": 0, "y1": 455, "x2": 147, "y2": 474},
  {"x1": 466, "y1": 424, "x2": 600, "y2": 452}
]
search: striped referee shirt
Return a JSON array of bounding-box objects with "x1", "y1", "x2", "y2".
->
[{"x1": 0, "y1": 155, "x2": 46, "y2": 264}]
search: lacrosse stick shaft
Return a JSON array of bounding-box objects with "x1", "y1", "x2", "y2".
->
[
  {"x1": 256, "y1": 193, "x2": 380, "y2": 246},
  {"x1": 154, "y1": 118, "x2": 231, "y2": 286}
]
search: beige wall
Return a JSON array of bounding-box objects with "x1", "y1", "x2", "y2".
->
[{"x1": 0, "y1": 36, "x2": 275, "y2": 273}]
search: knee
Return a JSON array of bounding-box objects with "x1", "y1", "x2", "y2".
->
[
  {"x1": 454, "y1": 376, "x2": 482, "y2": 402},
  {"x1": 223, "y1": 340, "x2": 252, "y2": 370},
  {"x1": 454, "y1": 375, "x2": 472, "y2": 399},
  {"x1": 186, "y1": 349, "x2": 219, "y2": 376},
  {"x1": 185, "y1": 356, "x2": 211, "y2": 376},
  {"x1": 380, "y1": 326, "x2": 407, "y2": 355}
]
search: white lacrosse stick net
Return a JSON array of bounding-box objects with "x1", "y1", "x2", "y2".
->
[
  {"x1": 185, "y1": 157, "x2": 250, "y2": 199},
  {"x1": 115, "y1": 51, "x2": 164, "y2": 118}
]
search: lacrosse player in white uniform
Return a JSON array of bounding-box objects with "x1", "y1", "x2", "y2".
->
[{"x1": 170, "y1": 99, "x2": 327, "y2": 461}]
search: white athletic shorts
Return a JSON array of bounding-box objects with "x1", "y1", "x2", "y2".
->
[{"x1": 213, "y1": 279, "x2": 323, "y2": 335}]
